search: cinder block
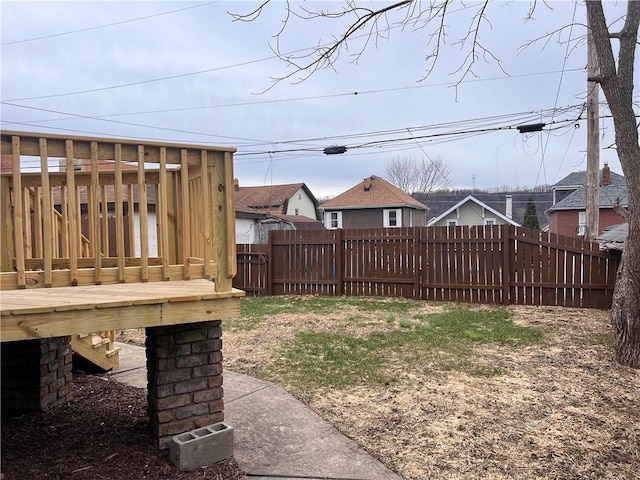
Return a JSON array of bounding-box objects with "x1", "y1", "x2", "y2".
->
[{"x1": 170, "y1": 422, "x2": 234, "y2": 471}]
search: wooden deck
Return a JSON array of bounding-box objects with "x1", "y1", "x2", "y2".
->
[{"x1": 1, "y1": 280, "x2": 244, "y2": 342}]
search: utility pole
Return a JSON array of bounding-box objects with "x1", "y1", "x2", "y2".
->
[{"x1": 586, "y1": 12, "x2": 600, "y2": 241}]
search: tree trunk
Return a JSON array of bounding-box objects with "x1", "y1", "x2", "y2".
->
[
  {"x1": 611, "y1": 231, "x2": 640, "y2": 367},
  {"x1": 586, "y1": 1, "x2": 640, "y2": 368}
]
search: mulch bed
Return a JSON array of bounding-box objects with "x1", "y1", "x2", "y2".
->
[{"x1": 1, "y1": 374, "x2": 244, "y2": 480}]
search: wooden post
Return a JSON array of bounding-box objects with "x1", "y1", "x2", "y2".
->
[
  {"x1": 1, "y1": 176, "x2": 15, "y2": 273},
  {"x1": 586, "y1": 13, "x2": 600, "y2": 241},
  {"x1": 224, "y1": 152, "x2": 236, "y2": 279},
  {"x1": 335, "y1": 228, "x2": 343, "y2": 296},
  {"x1": 201, "y1": 151, "x2": 213, "y2": 281},
  {"x1": 180, "y1": 150, "x2": 191, "y2": 279},
  {"x1": 65, "y1": 140, "x2": 78, "y2": 285},
  {"x1": 501, "y1": 224, "x2": 511, "y2": 305},
  {"x1": 115, "y1": 144, "x2": 126, "y2": 282},
  {"x1": 267, "y1": 230, "x2": 274, "y2": 296},
  {"x1": 158, "y1": 147, "x2": 170, "y2": 280},
  {"x1": 39, "y1": 138, "x2": 53, "y2": 287},
  {"x1": 11, "y1": 137, "x2": 25, "y2": 287},
  {"x1": 90, "y1": 142, "x2": 102, "y2": 284},
  {"x1": 138, "y1": 145, "x2": 149, "y2": 281}
]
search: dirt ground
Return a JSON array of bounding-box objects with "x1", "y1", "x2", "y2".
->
[
  {"x1": 1, "y1": 374, "x2": 243, "y2": 480},
  {"x1": 222, "y1": 303, "x2": 640, "y2": 480},
  {"x1": 2, "y1": 303, "x2": 638, "y2": 480}
]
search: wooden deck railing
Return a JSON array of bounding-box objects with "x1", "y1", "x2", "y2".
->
[{"x1": 1, "y1": 130, "x2": 237, "y2": 292}]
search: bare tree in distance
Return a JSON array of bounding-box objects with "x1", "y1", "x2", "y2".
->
[
  {"x1": 385, "y1": 155, "x2": 451, "y2": 195},
  {"x1": 230, "y1": 1, "x2": 640, "y2": 368}
]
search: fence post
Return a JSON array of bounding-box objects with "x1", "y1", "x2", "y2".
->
[
  {"x1": 501, "y1": 224, "x2": 511, "y2": 305},
  {"x1": 335, "y1": 229, "x2": 343, "y2": 296},
  {"x1": 266, "y1": 230, "x2": 274, "y2": 296},
  {"x1": 414, "y1": 227, "x2": 421, "y2": 299}
]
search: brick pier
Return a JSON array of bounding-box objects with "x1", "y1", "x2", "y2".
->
[
  {"x1": 146, "y1": 320, "x2": 224, "y2": 449},
  {"x1": 1, "y1": 336, "x2": 73, "y2": 415}
]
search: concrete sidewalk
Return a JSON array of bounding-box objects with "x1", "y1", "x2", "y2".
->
[{"x1": 110, "y1": 342, "x2": 403, "y2": 480}]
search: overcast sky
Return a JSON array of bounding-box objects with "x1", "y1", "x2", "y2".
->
[{"x1": 1, "y1": 1, "x2": 635, "y2": 198}]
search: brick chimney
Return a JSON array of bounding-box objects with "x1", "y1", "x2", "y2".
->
[
  {"x1": 602, "y1": 162, "x2": 610, "y2": 186},
  {"x1": 363, "y1": 177, "x2": 372, "y2": 191}
]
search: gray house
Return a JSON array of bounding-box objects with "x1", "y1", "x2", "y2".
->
[{"x1": 319, "y1": 176, "x2": 429, "y2": 229}]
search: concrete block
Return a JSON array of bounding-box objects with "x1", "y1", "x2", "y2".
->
[{"x1": 170, "y1": 422, "x2": 234, "y2": 471}]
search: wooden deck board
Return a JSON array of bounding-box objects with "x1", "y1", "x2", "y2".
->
[{"x1": 1, "y1": 280, "x2": 244, "y2": 342}]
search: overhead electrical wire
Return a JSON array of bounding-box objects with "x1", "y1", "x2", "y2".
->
[
  {"x1": 1, "y1": 2, "x2": 219, "y2": 46},
  {"x1": 535, "y1": 0, "x2": 578, "y2": 187}
]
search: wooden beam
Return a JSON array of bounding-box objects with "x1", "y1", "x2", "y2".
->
[
  {"x1": 0, "y1": 176, "x2": 15, "y2": 272},
  {"x1": 1, "y1": 130, "x2": 236, "y2": 163},
  {"x1": 0, "y1": 263, "x2": 220, "y2": 290},
  {"x1": 0, "y1": 280, "x2": 243, "y2": 341}
]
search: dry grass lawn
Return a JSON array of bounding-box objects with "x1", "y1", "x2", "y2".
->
[{"x1": 221, "y1": 299, "x2": 639, "y2": 480}]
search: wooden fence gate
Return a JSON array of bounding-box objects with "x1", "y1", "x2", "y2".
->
[{"x1": 233, "y1": 225, "x2": 620, "y2": 309}]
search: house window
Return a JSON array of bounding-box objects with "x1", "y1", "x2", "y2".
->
[
  {"x1": 447, "y1": 219, "x2": 458, "y2": 227},
  {"x1": 484, "y1": 218, "x2": 496, "y2": 226},
  {"x1": 295, "y1": 208, "x2": 299, "y2": 215},
  {"x1": 326, "y1": 211, "x2": 342, "y2": 229},
  {"x1": 577, "y1": 211, "x2": 587, "y2": 237},
  {"x1": 384, "y1": 209, "x2": 402, "y2": 228},
  {"x1": 578, "y1": 211, "x2": 586, "y2": 226}
]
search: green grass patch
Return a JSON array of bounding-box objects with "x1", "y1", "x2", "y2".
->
[
  {"x1": 586, "y1": 332, "x2": 614, "y2": 348},
  {"x1": 260, "y1": 304, "x2": 544, "y2": 395},
  {"x1": 227, "y1": 295, "x2": 425, "y2": 332}
]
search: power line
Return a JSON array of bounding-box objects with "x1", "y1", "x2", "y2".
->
[
  {"x1": 3, "y1": 100, "x2": 585, "y2": 151},
  {"x1": 535, "y1": 0, "x2": 579, "y2": 188},
  {"x1": 1, "y1": 2, "x2": 218, "y2": 46},
  {"x1": 16, "y1": 68, "x2": 585, "y2": 123}
]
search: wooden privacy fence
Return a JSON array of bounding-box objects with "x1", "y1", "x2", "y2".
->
[{"x1": 234, "y1": 225, "x2": 620, "y2": 309}]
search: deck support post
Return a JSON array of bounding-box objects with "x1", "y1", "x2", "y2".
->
[
  {"x1": 146, "y1": 320, "x2": 224, "y2": 449},
  {"x1": 1, "y1": 336, "x2": 73, "y2": 415}
]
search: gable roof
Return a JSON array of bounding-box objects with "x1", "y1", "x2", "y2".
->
[
  {"x1": 416, "y1": 190, "x2": 551, "y2": 226},
  {"x1": 546, "y1": 183, "x2": 628, "y2": 212},
  {"x1": 234, "y1": 183, "x2": 317, "y2": 214},
  {"x1": 553, "y1": 168, "x2": 625, "y2": 188},
  {"x1": 320, "y1": 176, "x2": 428, "y2": 211},
  {"x1": 427, "y1": 195, "x2": 520, "y2": 226}
]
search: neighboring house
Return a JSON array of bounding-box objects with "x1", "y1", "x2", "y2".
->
[
  {"x1": 235, "y1": 203, "x2": 265, "y2": 244},
  {"x1": 319, "y1": 175, "x2": 429, "y2": 229},
  {"x1": 427, "y1": 195, "x2": 520, "y2": 227},
  {"x1": 233, "y1": 180, "x2": 320, "y2": 220},
  {"x1": 546, "y1": 163, "x2": 627, "y2": 238},
  {"x1": 235, "y1": 205, "x2": 324, "y2": 245},
  {"x1": 415, "y1": 190, "x2": 552, "y2": 227}
]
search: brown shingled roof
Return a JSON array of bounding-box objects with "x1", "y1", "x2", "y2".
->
[
  {"x1": 234, "y1": 183, "x2": 309, "y2": 214},
  {"x1": 320, "y1": 176, "x2": 428, "y2": 210}
]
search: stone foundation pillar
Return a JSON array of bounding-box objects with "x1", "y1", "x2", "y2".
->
[
  {"x1": 146, "y1": 321, "x2": 224, "y2": 449},
  {"x1": 1, "y1": 336, "x2": 73, "y2": 415}
]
